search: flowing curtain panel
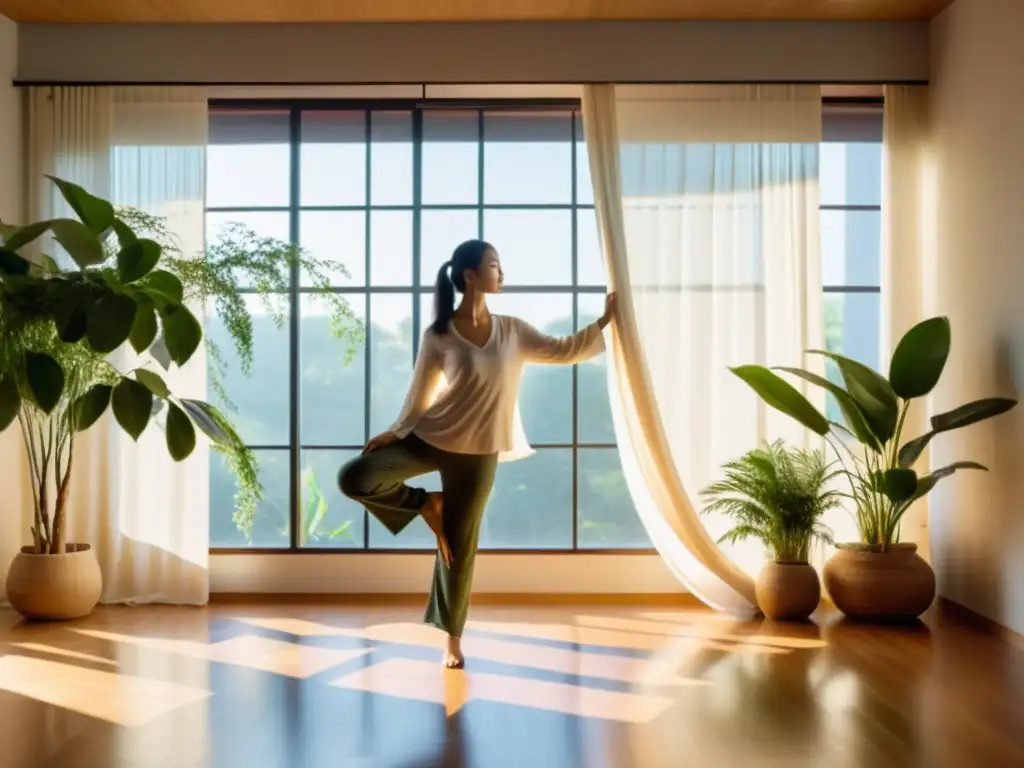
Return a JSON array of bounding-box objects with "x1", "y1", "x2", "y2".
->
[
  {"x1": 20, "y1": 86, "x2": 209, "y2": 605},
  {"x1": 583, "y1": 85, "x2": 824, "y2": 614},
  {"x1": 882, "y1": 85, "x2": 935, "y2": 560}
]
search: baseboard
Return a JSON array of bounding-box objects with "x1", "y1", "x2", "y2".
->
[
  {"x1": 937, "y1": 597, "x2": 1024, "y2": 651},
  {"x1": 209, "y1": 592, "x2": 705, "y2": 607}
]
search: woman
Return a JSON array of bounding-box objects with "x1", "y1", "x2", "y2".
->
[{"x1": 338, "y1": 239, "x2": 616, "y2": 668}]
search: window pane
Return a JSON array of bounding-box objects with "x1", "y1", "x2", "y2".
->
[
  {"x1": 299, "y1": 211, "x2": 366, "y2": 287},
  {"x1": 371, "y1": 111, "x2": 413, "y2": 206},
  {"x1": 210, "y1": 448, "x2": 289, "y2": 548},
  {"x1": 820, "y1": 142, "x2": 882, "y2": 207},
  {"x1": 300, "y1": 110, "x2": 366, "y2": 207},
  {"x1": 301, "y1": 294, "x2": 366, "y2": 446},
  {"x1": 578, "y1": 449, "x2": 649, "y2": 548},
  {"x1": 484, "y1": 111, "x2": 572, "y2": 204},
  {"x1": 484, "y1": 449, "x2": 572, "y2": 548},
  {"x1": 370, "y1": 294, "x2": 414, "y2": 436},
  {"x1": 207, "y1": 211, "x2": 291, "y2": 289},
  {"x1": 577, "y1": 293, "x2": 614, "y2": 444},
  {"x1": 423, "y1": 110, "x2": 479, "y2": 205},
  {"x1": 822, "y1": 209, "x2": 881, "y2": 288},
  {"x1": 368, "y1": 468, "x2": 437, "y2": 549},
  {"x1": 206, "y1": 294, "x2": 290, "y2": 446},
  {"x1": 483, "y1": 209, "x2": 572, "y2": 286},
  {"x1": 420, "y1": 209, "x2": 478, "y2": 285},
  {"x1": 208, "y1": 110, "x2": 291, "y2": 208},
  {"x1": 370, "y1": 210, "x2": 413, "y2": 286},
  {"x1": 575, "y1": 113, "x2": 594, "y2": 205},
  {"x1": 824, "y1": 292, "x2": 882, "y2": 422},
  {"x1": 577, "y1": 208, "x2": 605, "y2": 287},
  {"x1": 489, "y1": 293, "x2": 573, "y2": 445},
  {"x1": 300, "y1": 449, "x2": 365, "y2": 549}
]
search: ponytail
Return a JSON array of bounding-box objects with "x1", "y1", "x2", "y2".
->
[
  {"x1": 431, "y1": 261, "x2": 456, "y2": 334},
  {"x1": 430, "y1": 239, "x2": 493, "y2": 334}
]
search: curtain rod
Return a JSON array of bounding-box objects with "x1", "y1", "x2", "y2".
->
[{"x1": 12, "y1": 80, "x2": 926, "y2": 88}]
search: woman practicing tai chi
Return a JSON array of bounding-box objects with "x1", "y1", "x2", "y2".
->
[{"x1": 338, "y1": 239, "x2": 616, "y2": 669}]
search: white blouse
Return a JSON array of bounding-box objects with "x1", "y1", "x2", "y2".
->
[{"x1": 390, "y1": 315, "x2": 606, "y2": 461}]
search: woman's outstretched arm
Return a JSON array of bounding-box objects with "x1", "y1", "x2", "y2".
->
[{"x1": 514, "y1": 293, "x2": 616, "y2": 365}]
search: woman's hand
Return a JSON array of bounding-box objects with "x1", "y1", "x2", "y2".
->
[
  {"x1": 363, "y1": 430, "x2": 400, "y2": 454},
  {"x1": 598, "y1": 292, "x2": 618, "y2": 329}
]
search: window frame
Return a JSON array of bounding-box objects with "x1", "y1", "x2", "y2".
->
[{"x1": 207, "y1": 98, "x2": 649, "y2": 555}]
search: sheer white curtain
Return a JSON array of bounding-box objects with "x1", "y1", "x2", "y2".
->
[
  {"x1": 583, "y1": 85, "x2": 824, "y2": 615},
  {"x1": 882, "y1": 85, "x2": 934, "y2": 560},
  {"x1": 24, "y1": 86, "x2": 209, "y2": 604}
]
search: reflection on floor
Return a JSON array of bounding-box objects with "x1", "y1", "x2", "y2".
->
[{"x1": 1, "y1": 601, "x2": 1022, "y2": 767}]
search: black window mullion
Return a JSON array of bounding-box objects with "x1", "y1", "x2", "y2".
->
[
  {"x1": 477, "y1": 110, "x2": 485, "y2": 238},
  {"x1": 363, "y1": 110, "x2": 372, "y2": 550},
  {"x1": 288, "y1": 107, "x2": 302, "y2": 551},
  {"x1": 570, "y1": 109, "x2": 580, "y2": 552},
  {"x1": 412, "y1": 110, "x2": 423, "y2": 356}
]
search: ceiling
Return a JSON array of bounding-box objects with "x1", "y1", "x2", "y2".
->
[{"x1": 0, "y1": 0, "x2": 955, "y2": 24}]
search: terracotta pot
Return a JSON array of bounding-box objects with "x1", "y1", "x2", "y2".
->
[
  {"x1": 823, "y1": 543, "x2": 936, "y2": 622},
  {"x1": 6, "y1": 544, "x2": 103, "y2": 621},
  {"x1": 755, "y1": 561, "x2": 821, "y2": 621}
]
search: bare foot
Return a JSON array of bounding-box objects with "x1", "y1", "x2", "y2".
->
[
  {"x1": 421, "y1": 492, "x2": 453, "y2": 568},
  {"x1": 442, "y1": 636, "x2": 465, "y2": 669}
]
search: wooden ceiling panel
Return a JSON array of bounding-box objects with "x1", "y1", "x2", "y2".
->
[{"x1": 0, "y1": 0, "x2": 956, "y2": 24}]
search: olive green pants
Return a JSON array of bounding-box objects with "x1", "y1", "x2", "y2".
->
[{"x1": 337, "y1": 434, "x2": 498, "y2": 637}]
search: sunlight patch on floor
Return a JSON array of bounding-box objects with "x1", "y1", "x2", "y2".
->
[
  {"x1": 330, "y1": 658, "x2": 676, "y2": 723},
  {"x1": 573, "y1": 615, "x2": 828, "y2": 650},
  {"x1": 72, "y1": 630, "x2": 369, "y2": 678},
  {"x1": 0, "y1": 655, "x2": 210, "y2": 727},
  {"x1": 9, "y1": 642, "x2": 119, "y2": 666}
]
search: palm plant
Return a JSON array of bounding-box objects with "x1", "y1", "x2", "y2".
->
[
  {"x1": 702, "y1": 441, "x2": 841, "y2": 564},
  {"x1": 731, "y1": 317, "x2": 1017, "y2": 551}
]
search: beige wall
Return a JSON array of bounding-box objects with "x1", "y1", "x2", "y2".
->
[
  {"x1": 930, "y1": 0, "x2": 1024, "y2": 635},
  {"x1": 16, "y1": 21, "x2": 928, "y2": 84}
]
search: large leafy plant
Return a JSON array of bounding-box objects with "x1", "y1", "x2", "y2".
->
[
  {"x1": 0, "y1": 177, "x2": 246, "y2": 554},
  {"x1": 731, "y1": 317, "x2": 1017, "y2": 550},
  {"x1": 702, "y1": 441, "x2": 839, "y2": 564}
]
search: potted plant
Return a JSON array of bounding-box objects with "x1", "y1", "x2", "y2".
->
[
  {"x1": 731, "y1": 316, "x2": 1017, "y2": 621},
  {"x1": 702, "y1": 440, "x2": 839, "y2": 621},
  {"x1": 0, "y1": 177, "x2": 359, "y2": 619}
]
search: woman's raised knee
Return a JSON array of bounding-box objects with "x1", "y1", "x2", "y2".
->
[{"x1": 337, "y1": 457, "x2": 374, "y2": 499}]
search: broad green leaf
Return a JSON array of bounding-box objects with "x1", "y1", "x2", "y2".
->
[
  {"x1": 87, "y1": 292, "x2": 138, "y2": 353},
  {"x1": 25, "y1": 351, "x2": 65, "y2": 414},
  {"x1": 0, "y1": 374, "x2": 21, "y2": 431},
  {"x1": 166, "y1": 402, "x2": 197, "y2": 461},
  {"x1": 144, "y1": 270, "x2": 185, "y2": 304},
  {"x1": 883, "y1": 468, "x2": 918, "y2": 503},
  {"x1": 0, "y1": 250, "x2": 31, "y2": 276},
  {"x1": 901, "y1": 461, "x2": 988, "y2": 508},
  {"x1": 135, "y1": 369, "x2": 170, "y2": 398},
  {"x1": 179, "y1": 398, "x2": 233, "y2": 446},
  {"x1": 129, "y1": 301, "x2": 158, "y2": 353},
  {"x1": 808, "y1": 351, "x2": 898, "y2": 443},
  {"x1": 73, "y1": 384, "x2": 113, "y2": 431},
  {"x1": 900, "y1": 398, "x2": 1018, "y2": 468},
  {"x1": 775, "y1": 367, "x2": 881, "y2": 451},
  {"x1": 729, "y1": 365, "x2": 829, "y2": 435},
  {"x1": 2, "y1": 220, "x2": 51, "y2": 252},
  {"x1": 898, "y1": 432, "x2": 933, "y2": 468},
  {"x1": 54, "y1": 302, "x2": 88, "y2": 343},
  {"x1": 932, "y1": 397, "x2": 1017, "y2": 433},
  {"x1": 889, "y1": 317, "x2": 951, "y2": 399},
  {"x1": 47, "y1": 176, "x2": 115, "y2": 234},
  {"x1": 50, "y1": 219, "x2": 105, "y2": 268},
  {"x1": 111, "y1": 377, "x2": 153, "y2": 441},
  {"x1": 117, "y1": 238, "x2": 162, "y2": 283},
  {"x1": 111, "y1": 219, "x2": 138, "y2": 250},
  {"x1": 161, "y1": 303, "x2": 203, "y2": 365}
]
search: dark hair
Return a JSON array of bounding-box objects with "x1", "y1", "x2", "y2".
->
[{"x1": 431, "y1": 239, "x2": 493, "y2": 334}]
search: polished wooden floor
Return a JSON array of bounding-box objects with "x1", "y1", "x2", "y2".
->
[{"x1": 1, "y1": 600, "x2": 1022, "y2": 768}]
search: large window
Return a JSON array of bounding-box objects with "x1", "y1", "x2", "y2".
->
[
  {"x1": 821, "y1": 102, "x2": 883, "y2": 421},
  {"x1": 207, "y1": 101, "x2": 648, "y2": 551},
  {"x1": 206, "y1": 98, "x2": 884, "y2": 553}
]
